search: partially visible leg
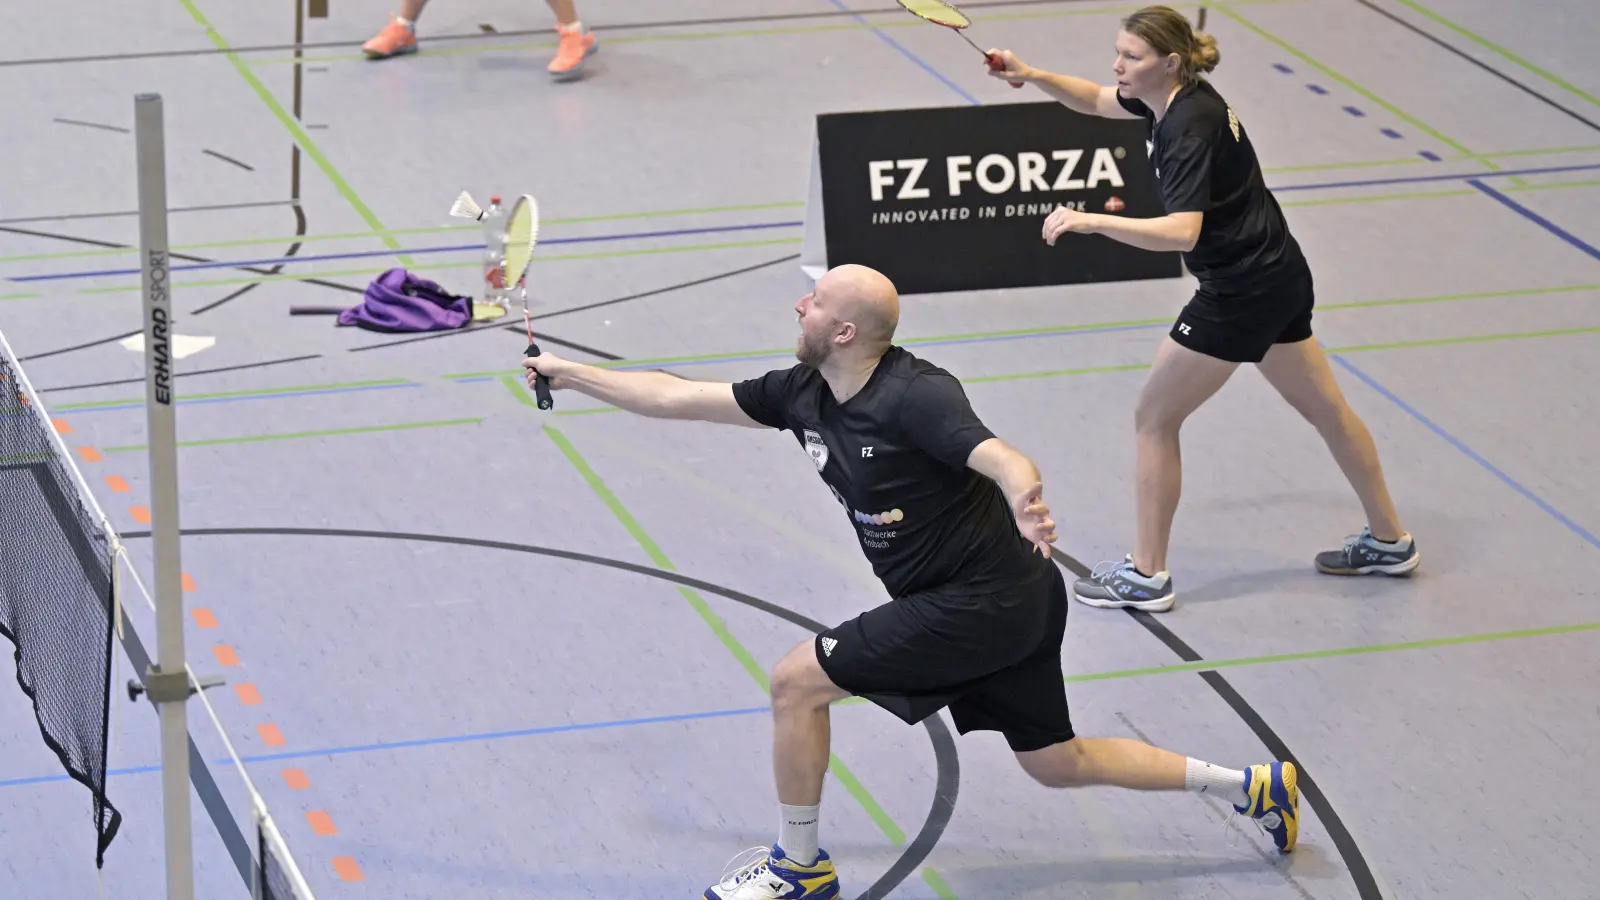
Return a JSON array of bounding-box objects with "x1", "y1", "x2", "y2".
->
[
  {"x1": 1072, "y1": 336, "x2": 1238, "y2": 612},
  {"x1": 769, "y1": 640, "x2": 850, "y2": 811},
  {"x1": 545, "y1": 0, "x2": 598, "y2": 79},
  {"x1": 704, "y1": 639, "x2": 848, "y2": 899},
  {"x1": 1132, "y1": 338, "x2": 1240, "y2": 575},
  {"x1": 1256, "y1": 337, "x2": 1419, "y2": 575},
  {"x1": 545, "y1": 0, "x2": 579, "y2": 24},
  {"x1": 1015, "y1": 739, "x2": 1300, "y2": 852}
]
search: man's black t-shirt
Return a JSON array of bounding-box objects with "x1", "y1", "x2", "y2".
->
[
  {"x1": 731, "y1": 346, "x2": 1049, "y2": 599},
  {"x1": 1118, "y1": 80, "x2": 1303, "y2": 290}
]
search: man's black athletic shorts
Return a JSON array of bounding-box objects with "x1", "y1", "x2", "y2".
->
[{"x1": 814, "y1": 563, "x2": 1074, "y2": 753}]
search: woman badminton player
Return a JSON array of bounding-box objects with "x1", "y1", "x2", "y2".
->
[
  {"x1": 986, "y1": 4, "x2": 1419, "y2": 612},
  {"x1": 363, "y1": 0, "x2": 596, "y2": 80}
]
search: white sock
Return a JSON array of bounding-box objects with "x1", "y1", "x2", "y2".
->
[
  {"x1": 396, "y1": 15, "x2": 414, "y2": 28},
  {"x1": 562, "y1": 19, "x2": 584, "y2": 32},
  {"x1": 779, "y1": 803, "x2": 820, "y2": 866},
  {"x1": 1185, "y1": 758, "x2": 1249, "y2": 808}
]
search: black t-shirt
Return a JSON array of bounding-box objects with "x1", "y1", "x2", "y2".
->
[
  {"x1": 1118, "y1": 80, "x2": 1302, "y2": 289},
  {"x1": 732, "y1": 346, "x2": 1049, "y2": 599}
]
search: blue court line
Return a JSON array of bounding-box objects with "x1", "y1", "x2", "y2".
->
[
  {"x1": 826, "y1": 0, "x2": 983, "y2": 106},
  {"x1": 1330, "y1": 355, "x2": 1599, "y2": 550},
  {"x1": 1272, "y1": 160, "x2": 1600, "y2": 192},
  {"x1": 57, "y1": 381, "x2": 421, "y2": 414},
  {"x1": 0, "y1": 705, "x2": 773, "y2": 790},
  {"x1": 7, "y1": 221, "x2": 804, "y2": 283},
  {"x1": 1469, "y1": 179, "x2": 1600, "y2": 262}
]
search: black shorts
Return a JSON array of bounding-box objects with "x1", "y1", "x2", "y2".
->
[
  {"x1": 1171, "y1": 256, "x2": 1315, "y2": 364},
  {"x1": 814, "y1": 564, "x2": 1073, "y2": 753}
]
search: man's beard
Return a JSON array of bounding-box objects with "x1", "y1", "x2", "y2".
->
[{"x1": 796, "y1": 328, "x2": 832, "y2": 367}]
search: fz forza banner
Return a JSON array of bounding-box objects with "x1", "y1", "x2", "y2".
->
[{"x1": 798, "y1": 101, "x2": 1181, "y2": 295}]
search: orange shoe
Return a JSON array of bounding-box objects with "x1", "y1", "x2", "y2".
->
[
  {"x1": 546, "y1": 23, "x2": 597, "y2": 80},
  {"x1": 362, "y1": 15, "x2": 418, "y2": 59}
]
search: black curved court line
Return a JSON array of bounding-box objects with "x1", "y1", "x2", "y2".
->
[
  {"x1": 1350, "y1": 0, "x2": 1600, "y2": 134},
  {"x1": 121, "y1": 526, "x2": 960, "y2": 900},
  {"x1": 0, "y1": 0, "x2": 1111, "y2": 68},
  {"x1": 1048, "y1": 554, "x2": 1383, "y2": 900}
]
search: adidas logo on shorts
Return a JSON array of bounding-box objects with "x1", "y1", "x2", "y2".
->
[{"x1": 820, "y1": 637, "x2": 838, "y2": 657}]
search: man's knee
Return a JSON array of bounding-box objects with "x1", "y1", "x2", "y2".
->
[
  {"x1": 1016, "y1": 738, "x2": 1089, "y2": 788},
  {"x1": 770, "y1": 639, "x2": 842, "y2": 711}
]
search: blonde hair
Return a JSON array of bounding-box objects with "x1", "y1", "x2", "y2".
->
[{"x1": 1122, "y1": 5, "x2": 1220, "y2": 84}]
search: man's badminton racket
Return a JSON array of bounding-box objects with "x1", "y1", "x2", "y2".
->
[
  {"x1": 451, "y1": 190, "x2": 553, "y2": 410},
  {"x1": 501, "y1": 194, "x2": 554, "y2": 410},
  {"x1": 896, "y1": 0, "x2": 1022, "y2": 88}
]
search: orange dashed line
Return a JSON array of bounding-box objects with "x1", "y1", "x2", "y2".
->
[
  {"x1": 331, "y1": 858, "x2": 364, "y2": 882},
  {"x1": 282, "y1": 770, "x2": 310, "y2": 790},
  {"x1": 182, "y1": 572, "x2": 197, "y2": 592},
  {"x1": 77, "y1": 446, "x2": 102, "y2": 463},
  {"x1": 130, "y1": 506, "x2": 151, "y2": 524},
  {"x1": 51, "y1": 418, "x2": 72, "y2": 435},
  {"x1": 105, "y1": 475, "x2": 130, "y2": 493},
  {"x1": 306, "y1": 811, "x2": 338, "y2": 836},
  {"x1": 234, "y1": 684, "x2": 263, "y2": 706},
  {"x1": 192, "y1": 608, "x2": 218, "y2": 628},
  {"x1": 212, "y1": 645, "x2": 239, "y2": 667},
  {"x1": 257, "y1": 724, "x2": 286, "y2": 747}
]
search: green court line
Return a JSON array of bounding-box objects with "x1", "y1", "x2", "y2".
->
[
  {"x1": 52, "y1": 378, "x2": 413, "y2": 411},
  {"x1": 100, "y1": 416, "x2": 481, "y2": 453},
  {"x1": 177, "y1": 0, "x2": 412, "y2": 266},
  {"x1": 1280, "y1": 187, "x2": 1474, "y2": 207},
  {"x1": 1260, "y1": 143, "x2": 1600, "y2": 176},
  {"x1": 442, "y1": 282, "x2": 1600, "y2": 382},
  {"x1": 1067, "y1": 620, "x2": 1600, "y2": 684},
  {"x1": 1, "y1": 292, "x2": 41, "y2": 301},
  {"x1": 72, "y1": 237, "x2": 802, "y2": 295},
  {"x1": 0, "y1": 201, "x2": 808, "y2": 265},
  {"x1": 539, "y1": 411, "x2": 942, "y2": 884},
  {"x1": 1214, "y1": 3, "x2": 1479, "y2": 160},
  {"x1": 1391, "y1": 0, "x2": 1600, "y2": 110}
]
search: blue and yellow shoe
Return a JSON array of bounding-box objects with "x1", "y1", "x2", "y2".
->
[
  {"x1": 703, "y1": 844, "x2": 840, "y2": 899},
  {"x1": 1235, "y1": 762, "x2": 1299, "y2": 852}
]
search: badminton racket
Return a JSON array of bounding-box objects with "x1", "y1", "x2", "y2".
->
[
  {"x1": 452, "y1": 190, "x2": 553, "y2": 409},
  {"x1": 501, "y1": 194, "x2": 554, "y2": 410},
  {"x1": 896, "y1": 0, "x2": 1022, "y2": 88}
]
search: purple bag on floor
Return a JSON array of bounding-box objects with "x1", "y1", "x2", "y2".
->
[{"x1": 337, "y1": 267, "x2": 474, "y2": 332}]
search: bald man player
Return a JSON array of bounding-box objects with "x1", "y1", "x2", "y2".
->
[{"x1": 522, "y1": 264, "x2": 1300, "y2": 899}]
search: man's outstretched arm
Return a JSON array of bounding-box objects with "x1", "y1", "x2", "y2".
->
[
  {"x1": 966, "y1": 437, "x2": 1059, "y2": 556},
  {"x1": 523, "y1": 352, "x2": 766, "y2": 428}
]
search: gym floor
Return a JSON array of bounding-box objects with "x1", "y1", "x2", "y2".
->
[{"x1": 2, "y1": 0, "x2": 1597, "y2": 898}]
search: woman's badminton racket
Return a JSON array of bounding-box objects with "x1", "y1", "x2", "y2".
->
[
  {"x1": 896, "y1": 0, "x2": 1022, "y2": 88},
  {"x1": 500, "y1": 194, "x2": 554, "y2": 410}
]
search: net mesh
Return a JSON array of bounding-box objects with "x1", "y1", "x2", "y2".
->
[
  {"x1": 0, "y1": 330, "x2": 123, "y2": 867},
  {"x1": 256, "y1": 800, "x2": 315, "y2": 899}
]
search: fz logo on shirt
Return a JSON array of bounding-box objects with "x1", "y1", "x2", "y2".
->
[{"x1": 804, "y1": 429, "x2": 829, "y2": 471}]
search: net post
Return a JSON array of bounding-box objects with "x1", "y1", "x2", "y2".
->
[{"x1": 135, "y1": 91, "x2": 195, "y2": 900}]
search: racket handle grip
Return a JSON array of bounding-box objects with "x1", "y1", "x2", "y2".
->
[
  {"x1": 985, "y1": 53, "x2": 1024, "y2": 89},
  {"x1": 524, "y1": 343, "x2": 555, "y2": 410}
]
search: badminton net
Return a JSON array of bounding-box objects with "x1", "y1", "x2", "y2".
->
[{"x1": 0, "y1": 325, "x2": 123, "y2": 868}]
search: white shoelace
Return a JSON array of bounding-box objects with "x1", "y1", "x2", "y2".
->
[{"x1": 715, "y1": 846, "x2": 775, "y2": 891}]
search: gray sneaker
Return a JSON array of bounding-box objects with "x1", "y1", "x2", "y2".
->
[
  {"x1": 1072, "y1": 556, "x2": 1175, "y2": 612},
  {"x1": 1315, "y1": 527, "x2": 1420, "y2": 576}
]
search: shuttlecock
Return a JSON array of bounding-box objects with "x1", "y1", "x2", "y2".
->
[{"x1": 450, "y1": 189, "x2": 485, "y2": 220}]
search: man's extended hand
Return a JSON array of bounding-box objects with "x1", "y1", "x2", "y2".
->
[
  {"x1": 522, "y1": 350, "x2": 579, "y2": 392},
  {"x1": 1010, "y1": 481, "x2": 1058, "y2": 557}
]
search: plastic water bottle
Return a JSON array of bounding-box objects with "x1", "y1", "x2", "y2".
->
[{"x1": 481, "y1": 195, "x2": 508, "y2": 309}]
